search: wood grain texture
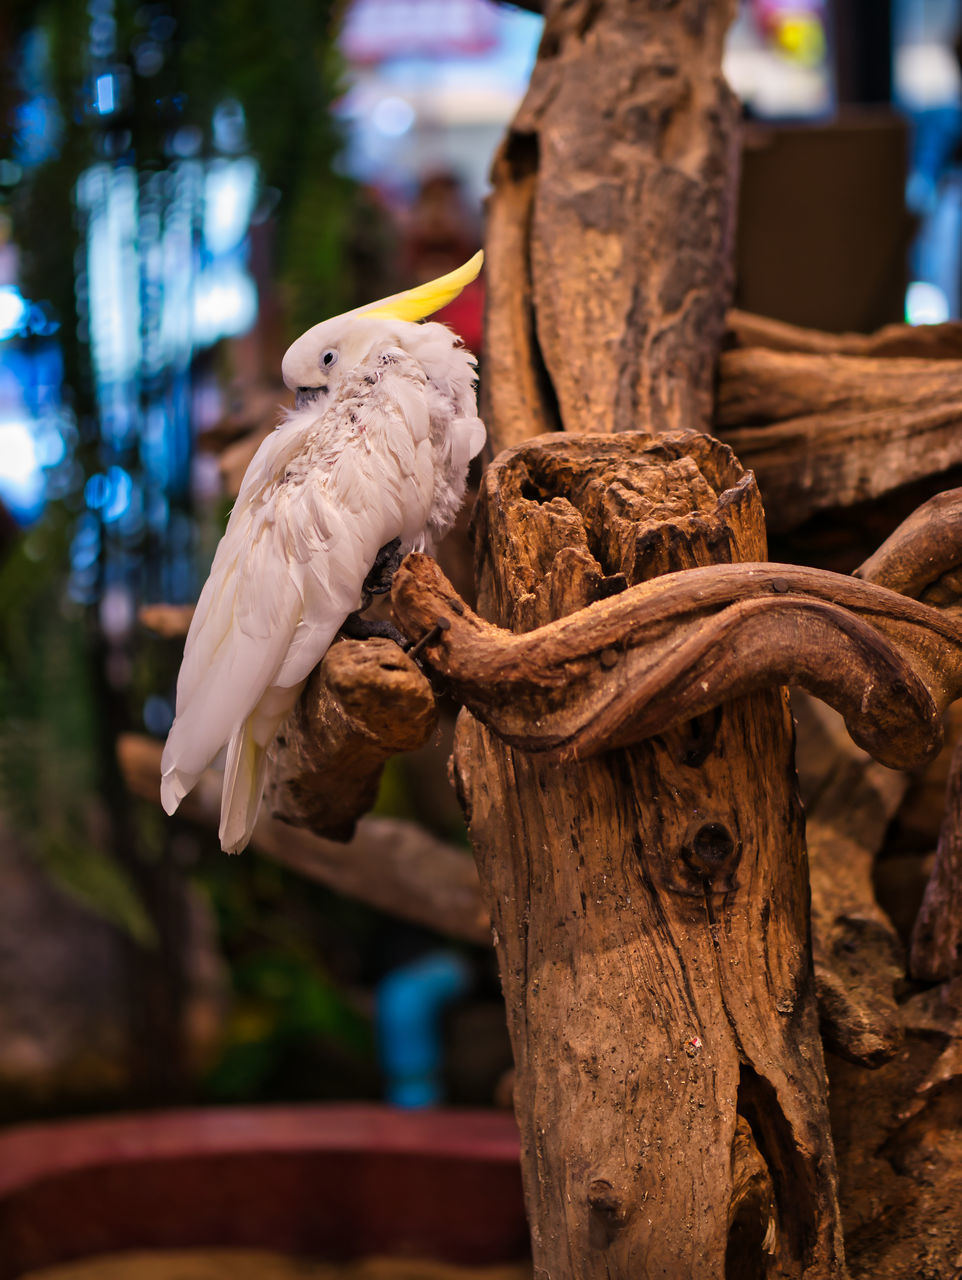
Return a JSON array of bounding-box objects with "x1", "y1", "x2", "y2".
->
[
  {"x1": 483, "y1": 0, "x2": 741, "y2": 455},
  {"x1": 715, "y1": 347, "x2": 962, "y2": 533},
  {"x1": 726, "y1": 310, "x2": 962, "y2": 360},
  {"x1": 791, "y1": 694, "x2": 907, "y2": 1067},
  {"x1": 909, "y1": 734, "x2": 962, "y2": 981},
  {"x1": 394, "y1": 446, "x2": 962, "y2": 778},
  {"x1": 433, "y1": 432, "x2": 845, "y2": 1278},
  {"x1": 826, "y1": 978, "x2": 962, "y2": 1279}
]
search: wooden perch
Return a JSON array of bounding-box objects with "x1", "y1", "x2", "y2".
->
[
  {"x1": 263, "y1": 638, "x2": 438, "y2": 842},
  {"x1": 117, "y1": 733, "x2": 489, "y2": 945},
  {"x1": 909, "y1": 734, "x2": 962, "y2": 982},
  {"x1": 714, "y1": 345, "x2": 962, "y2": 533},
  {"x1": 137, "y1": 620, "x2": 440, "y2": 845}
]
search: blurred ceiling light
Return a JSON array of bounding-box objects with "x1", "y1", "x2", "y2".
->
[
  {"x1": 0, "y1": 420, "x2": 43, "y2": 522},
  {"x1": 0, "y1": 286, "x2": 28, "y2": 341},
  {"x1": 95, "y1": 73, "x2": 116, "y2": 114},
  {"x1": 905, "y1": 280, "x2": 950, "y2": 325},
  {"x1": 212, "y1": 99, "x2": 248, "y2": 154},
  {"x1": 192, "y1": 260, "x2": 258, "y2": 346},
  {"x1": 371, "y1": 96, "x2": 416, "y2": 137},
  {"x1": 896, "y1": 43, "x2": 962, "y2": 110},
  {"x1": 203, "y1": 157, "x2": 259, "y2": 256}
]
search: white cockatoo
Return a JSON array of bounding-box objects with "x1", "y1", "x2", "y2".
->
[{"x1": 160, "y1": 253, "x2": 485, "y2": 853}]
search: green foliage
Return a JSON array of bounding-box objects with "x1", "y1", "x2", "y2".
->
[
  {"x1": 5, "y1": 0, "x2": 357, "y2": 343},
  {"x1": 197, "y1": 853, "x2": 377, "y2": 1102},
  {"x1": 38, "y1": 837, "x2": 158, "y2": 946},
  {"x1": 0, "y1": 518, "x2": 155, "y2": 945}
]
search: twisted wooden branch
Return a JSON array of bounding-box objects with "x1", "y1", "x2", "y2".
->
[{"x1": 393, "y1": 550, "x2": 962, "y2": 774}]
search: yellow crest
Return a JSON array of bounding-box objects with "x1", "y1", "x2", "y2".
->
[{"x1": 357, "y1": 251, "x2": 483, "y2": 323}]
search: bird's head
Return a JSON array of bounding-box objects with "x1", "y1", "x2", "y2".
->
[{"x1": 281, "y1": 251, "x2": 482, "y2": 412}]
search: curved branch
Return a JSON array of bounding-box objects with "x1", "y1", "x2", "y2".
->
[
  {"x1": 393, "y1": 555, "x2": 962, "y2": 772},
  {"x1": 855, "y1": 486, "x2": 962, "y2": 601}
]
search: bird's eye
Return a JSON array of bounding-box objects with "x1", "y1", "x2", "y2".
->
[{"x1": 321, "y1": 349, "x2": 338, "y2": 368}]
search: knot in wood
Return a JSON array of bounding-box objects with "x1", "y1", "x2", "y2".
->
[
  {"x1": 679, "y1": 821, "x2": 741, "y2": 895},
  {"x1": 587, "y1": 1178, "x2": 630, "y2": 1244}
]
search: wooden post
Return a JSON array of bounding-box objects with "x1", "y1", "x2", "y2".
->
[{"x1": 450, "y1": 433, "x2": 845, "y2": 1277}]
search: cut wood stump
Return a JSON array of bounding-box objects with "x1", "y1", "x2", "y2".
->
[{"x1": 399, "y1": 431, "x2": 846, "y2": 1278}]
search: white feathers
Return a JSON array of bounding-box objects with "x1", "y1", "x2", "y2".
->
[{"x1": 161, "y1": 313, "x2": 485, "y2": 854}]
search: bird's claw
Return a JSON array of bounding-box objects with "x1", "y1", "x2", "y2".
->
[
  {"x1": 340, "y1": 612, "x2": 408, "y2": 647},
  {"x1": 364, "y1": 537, "x2": 404, "y2": 598}
]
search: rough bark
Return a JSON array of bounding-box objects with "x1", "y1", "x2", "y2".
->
[
  {"x1": 483, "y1": 0, "x2": 740, "y2": 455},
  {"x1": 117, "y1": 735, "x2": 489, "y2": 945},
  {"x1": 263, "y1": 639, "x2": 438, "y2": 842},
  {"x1": 909, "y1": 735, "x2": 962, "y2": 982},
  {"x1": 394, "y1": 469, "x2": 962, "y2": 776},
  {"x1": 407, "y1": 432, "x2": 846, "y2": 1278},
  {"x1": 791, "y1": 693, "x2": 907, "y2": 1067},
  {"x1": 714, "y1": 347, "x2": 962, "y2": 533},
  {"x1": 726, "y1": 310, "x2": 962, "y2": 360},
  {"x1": 826, "y1": 979, "x2": 962, "y2": 1279}
]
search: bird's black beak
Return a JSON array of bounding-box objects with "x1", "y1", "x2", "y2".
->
[{"x1": 295, "y1": 385, "x2": 327, "y2": 410}]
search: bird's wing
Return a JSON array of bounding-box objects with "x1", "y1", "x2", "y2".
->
[
  {"x1": 162, "y1": 346, "x2": 440, "y2": 816},
  {"x1": 273, "y1": 349, "x2": 435, "y2": 689}
]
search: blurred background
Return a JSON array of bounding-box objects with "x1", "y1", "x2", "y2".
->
[{"x1": 0, "y1": 0, "x2": 958, "y2": 1127}]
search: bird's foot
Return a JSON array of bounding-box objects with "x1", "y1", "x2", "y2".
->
[
  {"x1": 340, "y1": 612, "x2": 407, "y2": 647},
  {"x1": 363, "y1": 537, "x2": 404, "y2": 597}
]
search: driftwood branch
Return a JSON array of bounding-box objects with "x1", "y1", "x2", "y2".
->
[
  {"x1": 827, "y1": 976, "x2": 962, "y2": 1277},
  {"x1": 117, "y1": 734, "x2": 489, "y2": 945},
  {"x1": 715, "y1": 346, "x2": 962, "y2": 533},
  {"x1": 792, "y1": 693, "x2": 908, "y2": 1066},
  {"x1": 726, "y1": 309, "x2": 962, "y2": 360},
  {"x1": 141, "y1": 604, "x2": 441, "y2": 845},
  {"x1": 394, "y1": 451, "x2": 962, "y2": 776},
  {"x1": 263, "y1": 638, "x2": 438, "y2": 841},
  {"x1": 909, "y1": 734, "x2": 962, "y2": 982}
]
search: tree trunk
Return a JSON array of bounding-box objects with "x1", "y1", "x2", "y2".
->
[
  {"x1": 451, "y1": 433, "x2": 845, "y2": 1277},
  {"x1": 483, "y1": 0, "x2": 740, "y2": 455}
]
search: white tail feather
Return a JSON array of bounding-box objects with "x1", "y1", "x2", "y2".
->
[{"x1": 218, "y1": 719, "x2": 269, "y2": 854}]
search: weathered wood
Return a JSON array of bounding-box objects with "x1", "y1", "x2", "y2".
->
[
  {"x1": 117, "y1": 733, "x2": 489, "y2": 945},
  {"x1": 263, "y1": 639, "x2": 438, "y2": 842},
  {"x1": 854, "y1": 487, "x2": 962, "y2": 981},
  {"x1": 854, "y1": 487, "x2": 962, "y2": 601},
  {"x1": 909, "y1": 734, "x2": 962, "y2": 981},
  {"x1": 483, "y1": 0, "x2": 741, "y2": 455},
  {"x1": 726, "y1": 309, "x2": 962, "y2": 360},
  {"x1": 715, "y1": 348, "x2": 962, "y2": 532},
  {"x1": 394, "y1": 450, "x2": 962, "y2": 775},
  {"x1": 826, "y1": 977, "x2": 962, "y2": 1279},
  {"x1": 425, "y1": 432, "x2": 845, "y2": 1278},
  {"x1": 791, "y1": 693, "x2": 907, "y2": 1066}
]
